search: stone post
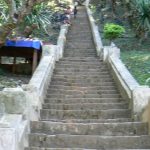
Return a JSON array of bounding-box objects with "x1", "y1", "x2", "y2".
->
[{"x1": 132, "y1": 86, "x2": 150, "y2": 120}]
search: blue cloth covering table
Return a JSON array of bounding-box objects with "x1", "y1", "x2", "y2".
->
[{"x1": 5, "y1": 39, "x2": 42, "y2": 51}]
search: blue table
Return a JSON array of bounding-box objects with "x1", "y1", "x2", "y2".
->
[{"x1": 6, "y1": 39, "x2": 42, "y2": 51}]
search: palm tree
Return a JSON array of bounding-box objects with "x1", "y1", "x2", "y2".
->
[{"x1": 132, "y1": 0, "x2": 150, "y2": 43}]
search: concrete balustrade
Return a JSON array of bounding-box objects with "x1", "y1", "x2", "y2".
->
[
  {"x1": 86, "y1": 0, "x2": 150, "y2": 132},
  {"x1": 86, "y1": 6, "x2": 103, "y2": 57},
  {"x1": 0, "y1": 24, "x2": 69, "y2": 150},
  {"x1": 57, "y1": 25, "x2": 69, "y2": 60}
]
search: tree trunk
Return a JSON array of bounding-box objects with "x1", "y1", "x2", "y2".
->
[{"x1": 112, "y1": 0, "x2": 116, "y2": 13}]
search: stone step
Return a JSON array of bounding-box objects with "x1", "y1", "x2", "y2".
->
[
  {"x1": 64, "y1": 52, "x2": 96, "y2": 55},
  {"x1": 40, "y1": 118, "x2": 132, "y2": 123},
  {"x1": 52, "y1": 73, "x2": 111, "y2": 77},
  {"x1": 54, "y1": 68, "x2": 109, "y2": 72},
  {"x1": 67, "y1": 36, "x2": 93, "y2": 41},
  {"x1": 68, "y1": 31, "x2": 91, "y2": 35},
  {"x1": 72, "y1": 13, "x2": 88, "y2": 16},
  {"x1": 49, "y1": 81, "x2": 115, "y2": 86},
  {"x1": 71, "y1": 20, "x2": 89, "y2": 23},
  {"x1": 56, "y1": 62, "x2": 102, "y2": 66},
  {"x1": 40, "y1": 109, "x2": 131, "y2": 120},
  {"x1": 46, "y1": 93, "x2": 121, "y2": 99},
  {"x1": 69, "y1": 25, "x2": 90, "y2": 28},
  {"x1": 70, "y1": 26, "x2": 91, "y2": 31},
  {"x1": 55, "y1": 63, "x2": 106, "y2": 67},
  {"x1": 47, "y1": 89, "x2": 118, "y2": 95},
  {"x1": 73, "y1": 21, "x2": 89, "y2": 24},
  {"x1": 72, "y1": 18, "x2": 89, "y2": 21},
  {"x1": 65, "y1": 44, "x2": 95, "y2": 49},
  {"x1": 42, "y1": 103, "x2": 128, "y2": 110},
  {"x1": 66, "y1": 39, "x2": 92, "y2": 43},
  {"x1": 28, "y1": 134, "x2": 150, "y2": 148},
  {"x1": 60, "y1": 57, "x2": 101, "y2": 61},
  {"x1": 66, "y1": 41, "x2": 93, "y2": 45},
  {"x1": 26, "y1": 148, "x2": 94, "y2": 150},
  {"x1": 48, "y1": 86, "x2": 117, "y2": 92},
  {"x1": 56, "y1": 60, "x2": 103, "y2": 64},
  {"x1": 44, "y1": 98, "x2": 124, "y2": 104},
  {"x1": 55, "y1": 65, "x2": 106, "y2": 69},
  {"x1": 48, "y1": 85, "x2": 117, "y2": 91},
  {"x1": 65, "y1": 47, "x2": 95, "y2": 50},
  {"x1": 51, "y1": 77, "x2": 114, "y2": 83},
  {"x1": 56, "y1": 61, "x2": 103, "y2": 64},
  {"x1": 25, "y1": 148, "x2": 150, "y2": 150},
  {"x1": 52, "y1": 76, "x2": 114, "y2": 83},
  {"x1": 50, "y1": 81, "x2": 116, "y2": 87},
  {"x1": 50, "y1": 77, "x2": 115, "y2": 83},
  {"x1": 51, "y1": 75, "x2": 112, "y2": 80},
  {"x1": 52, "y1": 74, "x2": 112, "y2": 78},
  {"x1": 67, "y1": 31, "x2": 91, "y2": 35},
  {"x1": 56, "y1": 63, "x2": 103, "y2": 66},
  {"x1": 72, "y1": 16, "x2": 88, "y2": 19},
  {"x1": 52, "y1": 72, "x2": 111, "y2": 76},
  {"x1": 64, "y1": 49, "x2": 95, "y2": 53},
  {"x1": 30, "y1": 121, "x2": 148, "y2": 136},
  {"x1": 57, "y1": 62, "x2": 101, "y2": 65},
  {"x1": 69, "y1": 29, "x2": 91, "y2": 33},
  {"x1": 55, "y1": 64, "x2": 108, "y2": 69},
  {"x1": 71, "y1": 21, "x2": 89, "y2": 25},
  {"x1": 67, "y1": 35, "x2": 93, "y2": 40},
  {"x1": 64, "y1": 54, "x2": 96, "y2": 57},
  {"x1": 69, "y1": 22, "x2": 90, "y2": 25},
  {"x1": 53, "y1": 68, "x2": 109, "y2": 72},
  {"x1": 58, "y1": 59, "x2": 101, "y2": 64},
  {"x1": 66, "y1": 39, "x2": 94, "y2": 44},
  {"x1": 71, "y1": 22, "x2": 89, "y2": 25}
]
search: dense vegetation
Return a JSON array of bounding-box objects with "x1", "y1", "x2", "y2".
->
[
  {"x1": 0, "y1": 0, "x2": 72, "y2": 44},
  {"x1": 90, "y1": 0, "x2": 150, "y2": 86}
]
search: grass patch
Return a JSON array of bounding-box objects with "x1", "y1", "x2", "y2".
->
[{"x1": 121, "y1": 50, "x2": 150, "y2": 86}]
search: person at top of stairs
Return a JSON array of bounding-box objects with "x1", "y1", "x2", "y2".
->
[{"x1": 73, "y1": 6, "x2": 78, "y2": 18}]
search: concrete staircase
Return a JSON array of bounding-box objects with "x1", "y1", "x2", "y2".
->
[{"x1": 25, "y1": 7, "x2": 150, "y2": 149}]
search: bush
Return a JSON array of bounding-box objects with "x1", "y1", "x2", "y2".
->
[{"x1": 104, "y1": 23, "x2": 125, "y2": 41}]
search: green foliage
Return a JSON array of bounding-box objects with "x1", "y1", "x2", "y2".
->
[
  {"x1": 24, "y1": 3, "x2": 54, "y2": 34},
  {"x1": 132, "y1": 0, "x2": 150, "y2": 31},
  {"x1": 104, "y1": 23, "x2": 125, "y2": 41},
  {"x1": 0, "y1": 0, "x2": 8, "y2": 24}
]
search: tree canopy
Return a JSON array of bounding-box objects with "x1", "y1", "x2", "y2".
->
[{"x1": 0, "y1": 0, "x2": 72, "y2": 45}]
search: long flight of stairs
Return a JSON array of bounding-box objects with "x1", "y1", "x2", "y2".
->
[{"x1": 26, "y1": 7, "x2": 150, "y2": 149}]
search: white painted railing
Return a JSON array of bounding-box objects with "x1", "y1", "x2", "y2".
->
[{"x1": 86, "y1": 7, "x2": 103, "y2": 57}]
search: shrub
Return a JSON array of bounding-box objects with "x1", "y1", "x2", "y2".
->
[{"x1": 104, "y1": 23, "x2": 125, "y2": 41}]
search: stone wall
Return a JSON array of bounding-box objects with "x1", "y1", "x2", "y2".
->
[
  {"x1": 86, "y1": 0, "x2": 150, "y2": 133},
  {"x1": 0, "y1": 24, "x2": 69, "y2": 150}
]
